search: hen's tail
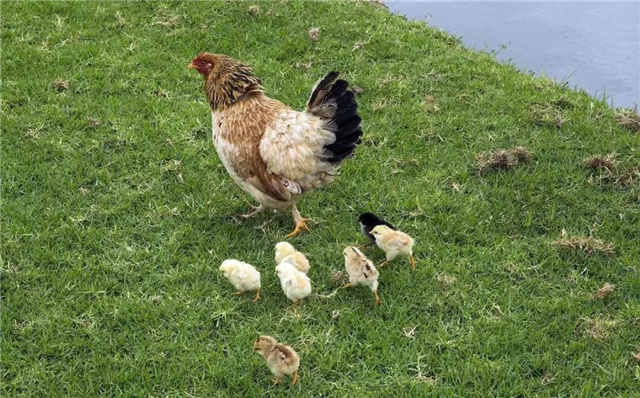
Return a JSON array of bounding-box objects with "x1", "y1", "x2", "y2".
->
[{"x1": 306, "y1": 72, "x2": 363, "y2": 164}]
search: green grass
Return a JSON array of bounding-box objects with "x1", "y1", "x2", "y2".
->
[{"x1": 2, "y1": 1, "x2": 639, "y2": 396}]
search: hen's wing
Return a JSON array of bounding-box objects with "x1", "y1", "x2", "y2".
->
[
  {"x1": 259, "y1": 109, "x2": 337, "y2": 194},
  {"x1": 258, "y1": 72, "x2": 362, "y2": 196}
]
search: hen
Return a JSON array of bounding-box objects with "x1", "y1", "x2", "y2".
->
[{"x1": 189, "y1": 53, "x2": 363, "y2": 237}]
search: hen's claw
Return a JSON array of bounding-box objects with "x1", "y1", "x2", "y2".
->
[
  {"x1": 240, "y1": 203, "x2": 265, "y2": 219},
  {"x1": 286, "y1": 218, "x2": 312, "y2": 238}
]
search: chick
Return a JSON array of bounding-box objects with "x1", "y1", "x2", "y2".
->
[
  {"x1": 275, "y1": 262, "x2": 312, "y2": 307},
  {"x1": 358, "y1": 212, "x2": 396, "y2": 248},
  {"x1": 370, "y1": 225, "x2": 416, "y2": 269},
  {"x1": 253, "y1": 335, "x2": 300, "y2": 385},
  {"x1": 275, "y1": 241, "x2": 310, "y2": 274},
  {"x1": 219, "y1": 259, "x2": 261, "y2": 302},
  {"x1": 343, "y1": 246, "x2": 380, "y2": 305}
]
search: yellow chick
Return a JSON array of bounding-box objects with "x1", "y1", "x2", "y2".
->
[
  {"x1": 275, "y1": 241, "x2": 310, "y2": 274},
  {"x1": 275, "y1": 262, "x2": 312, "y2": 307},
  {"x1": 219, "y1": 259, "x2": 261, "y2": 302},
  {"x1": 370, "y1": 225, "x2": 416, "y2": 269},
  {"x1": 343, "y1": 246, "x2": 380, "y2": 305},
  {"x1": 253, "y1": 335, "x2": 300, "y2": 385}
]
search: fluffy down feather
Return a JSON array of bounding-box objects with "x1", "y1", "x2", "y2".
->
[
  {"x1": 343, "y1": 246, "x2": 379, "y2": 292},
  {"x1": 343, "y1": 246, "x2": 380, "y2": 305},
  {"x1": 275, "y1": 262, "x2": 312, "y2": 304},
  {"x1": 253, "y1": 335, "x2": 300, "y2": 384},
  {"x1": 219, "y1": 259, "x2": 261, "y2": 300},
  {"x1": 370, "y1": 225, "x2": 416, "y2": 269},
  {"x1": 275, "y1": 241, "x2": 310, "y2": 274}
]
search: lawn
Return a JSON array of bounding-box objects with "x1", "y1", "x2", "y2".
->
[{"x1": 1, "y1": 1, "x2": 639, "y2": 396}]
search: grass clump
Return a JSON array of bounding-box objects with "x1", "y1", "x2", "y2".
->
[
  {"x1": 529, "y1": 103, "x2": 565, "y2": 127},
  {"x1": 584, "y1": 155, "x2": 639, "y2": 189},
  {"x1": 552, "y1": 236, "x2": 615, "y2": 256},
  {"x1": 51, "y1": 79, "x2": 69, "y2": 92},
  {"x1": 476, "y1": 146, "x2": 532, "y2": 175},
  {"x1": 593, "y1": 282, "x2": 615, "y2": 299},
  {"x1": 615, "y1": 107, "x2": 640, "y2": 132},
  {"x1": 583, "y1": 155, "x2": 616, "y2": 171}
]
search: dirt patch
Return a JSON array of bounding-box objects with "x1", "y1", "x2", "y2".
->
[{"x1": 476, "y1": 147, "x2": 532, "y2": 176}]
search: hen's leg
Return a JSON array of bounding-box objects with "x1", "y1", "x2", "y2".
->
[
  {"x1": 286, "y1": 205, "x2": 312, "y2": 238},
  {"x1": 240, "y1": 202, "x2": 265, "y2": 219}
]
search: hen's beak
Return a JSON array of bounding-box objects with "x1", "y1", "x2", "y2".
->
[{"x1": 187, "y1": 62, "x2": 198, "y2": 70}]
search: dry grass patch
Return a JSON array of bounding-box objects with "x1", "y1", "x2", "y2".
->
[
  {"x1": 476, "y1": 147, "x2": 532, "y2": 176},
  {"x1": 615, "y1": 108, "x2": 640, "y2": 132},
  {"x1": 584, "y1": 155, "x2": 639, "y2": 189},
  {"x1": 52, "y1": 79, "x2": 69, "y2": 92},
  {"x1": 583, "y1": 155, "x2": 616, "y2": 172},
  {"x1": 436, "y1": 273, "x2": 457, "y2": 285},
  {"x1": 308, "y1": 27, "x2": 321, "y2": 41},
  {"x1": 529, "y1": 104, "x2": 565, "y2": 128},
  {"x1": 593, "y1": 282, "x2": 615, "y2": 299},
  {"x1": 580, "y1": 318, "x2": 617, "y2": 340},
  {"x1": 247, "y1": 5, "x2": 260, "y2": 16},
  {"x1": 552, "y1": 236, "x2": 615, "y2": 256}
]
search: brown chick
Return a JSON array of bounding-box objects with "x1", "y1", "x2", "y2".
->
[
  {"x1": 343, "y1": 246, "x2": 380, "y2": 305},
  {"x1": 189, "y1": 53, "x2": 363, "y2": 237},
  {"x1": 253, "y1": 335, "x2": 300, "y2": 385},
  {"x1": 370, "y1": 225, "x2": 416, "y2": 269}
]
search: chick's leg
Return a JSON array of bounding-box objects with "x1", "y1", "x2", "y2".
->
[
  {"x1": 377, "y1": 260, "x2": 390, "y2": 268},
  {"x1": 232, "y1": 291, "x2": 245, "y2": 296},
  {"x1": 286, "y1": 205, "x2": 312, "y2": 238},
  {"x1": 272, "y1": 377, "x2": 281, "y2": 386},
  {"x1": 291, "y1": 371, "x2": 299, "y2": 385},
  {"x1": 373, "y1": 290, "x2": 381, "y2": 305},
  {"x1": 409, "y1": 254, "x2": 416, "y2": 270},
  {"x1": 251, "y1": 288, "x2": 261, "y2": 302},
  {"x1": 341, "y1": 283, "x2": 354, "y2": 288}
]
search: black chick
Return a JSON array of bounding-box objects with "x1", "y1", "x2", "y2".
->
[{"x1": 358, "y1": 212, "x2": 396, "y2": 246}]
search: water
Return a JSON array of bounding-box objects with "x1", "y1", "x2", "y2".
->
[{"x1": 387, "y1": 1, "x2": 640, "y2": 108}]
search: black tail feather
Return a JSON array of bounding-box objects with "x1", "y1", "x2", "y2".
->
[
  {"x1": 306, "y1": 72, "x2": 363, "y2": 164},
  {"x1": 306, "y1": 71, "x2": 339, "y2": 113}
]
